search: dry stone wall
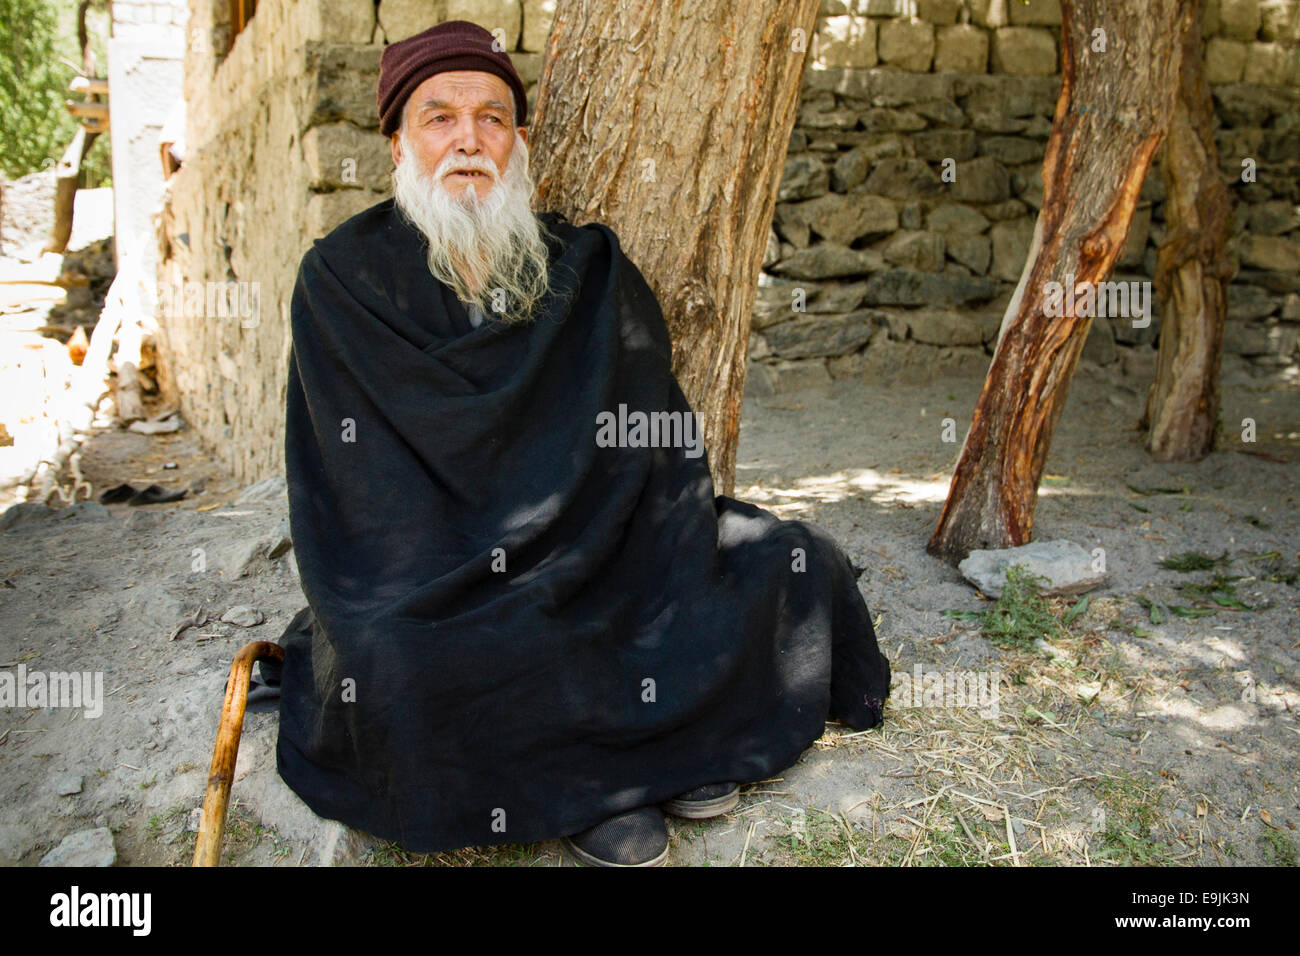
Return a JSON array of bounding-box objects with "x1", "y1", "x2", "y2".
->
[{"x1": 156, "y1": 0, "x2": 1300, "y2": 482}]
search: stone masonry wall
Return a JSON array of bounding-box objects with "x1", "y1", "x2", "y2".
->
[
  {"x1": 749, "y1": 0, "x2": 1300, "y2": 396},
  {"x1": 155, "y1": 0, "x2": 1300, "y2": 483}
]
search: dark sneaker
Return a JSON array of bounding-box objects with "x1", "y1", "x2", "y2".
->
[
  {"x1": 562, "y1": 806, "x2": 669, "y2": 866},
  {"x1": 663, "y1": 782, "x2": 740, "y2": 819}
]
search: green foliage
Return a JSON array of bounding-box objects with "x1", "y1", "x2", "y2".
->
[
  {"x1": 977, "y1": 565, "x2": 1063, "y2": 649},
  {"x1": 0, "y1": 0, "x2": 111, "y2": 183},
  {"x1": 1158, "y1": 551, "x2": 1228, "y2": 572}
]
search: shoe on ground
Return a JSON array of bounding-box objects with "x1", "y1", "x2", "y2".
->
[
  {"x1": 562, "y1": 806, "x2": 669, "y2": 866},
  {"x1": 663, "y1": 782, "x2": 740, "y2": 819}
]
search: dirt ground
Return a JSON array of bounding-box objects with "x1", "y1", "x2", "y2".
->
[{"x1": 1, "y1": 350, "x2": 1296, "y2": 867}]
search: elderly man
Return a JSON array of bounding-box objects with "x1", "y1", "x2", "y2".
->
[{"x1": 275, "y1": 20, "x2": 891, "y2": 867}]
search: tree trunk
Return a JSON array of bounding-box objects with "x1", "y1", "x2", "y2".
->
[
  {"x1": 528, "y1": 0, "x2": 819, "y2": 496},
  {"x1": 1143, "y1": 0, "x2": 1233, "y2": 461},
  {"x1": 927, "y1": 0, "x2": 1188, "y2": 565},
  {"x1": 44, "y1": 127, "x2": 98, "y2": 255}
]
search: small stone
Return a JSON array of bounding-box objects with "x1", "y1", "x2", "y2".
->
[
  {"x1": 1008, "y1": 0, "x2": 1062, "y2": 26},
  {"x1": 878, "y1": 18, "x2": 935, "y2": 72},
  {"x1": 220, "y1": 605, "x2": 265, "y2": 627},
  {"x1": 39, "y1": 827, "x2": 116, "y2": 867},
  {"x1": 266, "y1": 518, "x2": 293, "y2": 559},
  {"x1": 770, "y1": 245, "x2": 885, "y2": 280},
  {"x1": 917, "y1": 0, "x2": 961, "y2": 25},
  {"x1": 958, "y1": 539, "x2": 1108, "y2": 598},
  {"x1": 864, "y1": 158, "x2": 944, "y2": 198},
  {"x1": 235, "y1": 475, "x2": 287, "y2": 504},
  {"x1": 1249, "y1": 199, "x2": 1300, "y2": 235},
  {"x1": 883, "y1": 230, "x2": 946, "y2": 272},
  {"x1": 1260, "y1": 0, "x2": 1300, "y2": 42},
  {"x1": 1240, "y1": 235, "x2": 1300, "y2": 272},
  {"x1": 1205, "y1": 37, "x2": 1248, "y2": 82},
  {"x1": 862, "y1": 269, "x2": 1000, "y2": 306},
  {"x1": 55, "y1": 774, "x2": 84, "y2": 796},
  {"x1": 1228, "y1": 284, "x2": 1279, "y2": 321},
  {"x1": 978, "y1": 136, "x2": 1043, "y2": 166},
  {"x1": 947, "y1": 234, "x2": 992, "y2": 275},
  {"x1": 762, "y1": 311, "x2": 884, "y2": 359},
  {"x1": 1220, "y1": 0, "x2": 1263, "y2": 40},
  {"x1": 55, "y1": 501, "x2": 111, "y2": 522},
  {"x1": 927, "y1": 204, "x2": 991, "y2": 236},
  {"x1": 912, "y1": 128, "x2": 978, "y2": 162},
  {"x1": 814, "y1": 15, "x2": 879, "y2": 69},
  {"x1": 1243, "y1": 41, "x2": 1289, "y2": 84},
  {"x1": 778, "y1": 155, "x2": 830, "y2": 202},
  {"x1": 831, "y1": 147, "x2": 872, "y2": 193},
  {"x1": 934, "y1": 24, "x2": 989, "y2": 72},
  {"x1": 950, "y1": 157, "x2": 1012, "y2": 204},
  {"x1": 187, "y1": 808, "x2": 203, "y2": 833},
  {"x1": 991, "y1": 27, "x2": 1057, "y2": 76},
  {"x1": 989, "y1": 219, "x2": 1035, "y2": 281},
  {"x1": 0, "y1": 503, "x2": 55, "y2": 531}
]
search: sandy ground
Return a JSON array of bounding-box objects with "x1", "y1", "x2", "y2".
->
[{"x1": 1, "y1": 353, "x2": 1296, "y2": 867}]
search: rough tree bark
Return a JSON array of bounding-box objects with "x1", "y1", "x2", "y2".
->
[
  {"x1": 1143, "y1": 0, "x2": 1234, "y2": 461},
  {"x1": 528, "y1": 0, "x2": 820, "y2": 496},
  {"x1": 927, "y1": 0, "x2": 1189, "y2": 565},
  {"x1": 45, "y1": 0, "x2": 100, "y2": 255}
]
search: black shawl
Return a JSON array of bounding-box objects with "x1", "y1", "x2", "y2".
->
[{"x1": 276, "y1": 199, "x2": 891, "y2": 854}]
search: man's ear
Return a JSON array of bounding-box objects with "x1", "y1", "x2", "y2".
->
[
  {"x1": 391, "y1": 133, "x2": 402, "y2": 166},
  {"x1": 517, "y1": 125, "x2": 528, "y2": 145}
]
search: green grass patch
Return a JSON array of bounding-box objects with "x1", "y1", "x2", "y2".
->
[
  {"x1": 977, "y1": 565, "x2": 1066, "y2": 649},
  {"x1": 1158, "y1": 551, "x2": 1229, "y2": 572},
  {"x1": 1091, "y1": 773, "x2": 1181, "y2": 865},
  {"x1": 1257, "y1": 828, "x2": 1297, "y2": 866}
]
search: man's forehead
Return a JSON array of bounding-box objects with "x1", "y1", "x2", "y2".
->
[{"x1": 409, "y1": 70, "x2": 512, "y2": 109}]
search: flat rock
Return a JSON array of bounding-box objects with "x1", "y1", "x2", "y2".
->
[
  {"x1": 0, "y1": 502, "x2": 55, "y2": 531},
  {"x1": 221, "y1": 605, "x2": 265, "y2": 627},
  {"x1": 39, "y1": 827, "x2": 116, "y2": 867},
  {"x1": 958, "y1": 539, "x2": 1107, "y2": 598},
  {"x1": 54, "y1": 501, "x2": 111, "y2": 521},
  {"x1": 55, "y1": 773, "x2": 84, "y2": 796}
]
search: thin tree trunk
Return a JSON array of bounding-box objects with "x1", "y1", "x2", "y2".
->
[
  {"x1": 1143, "y1": 0, "x2": 1233, "y2": 461},
  {"x1": 528, "y1": 0, "x2": 819, "y2": 496},
  {"x1": 45, "y1": 1, "x2": 101, "y2": 255},
  {"x1": 44, "y1": 127, "x2": 97, "y2": 255},
  {"x1": 927, "y1": 0, "x2": 1188, "y2": 565}
]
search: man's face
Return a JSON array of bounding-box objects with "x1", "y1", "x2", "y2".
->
[{"x1": 391, "y1": 70, "x2": 528, "y2": 203}]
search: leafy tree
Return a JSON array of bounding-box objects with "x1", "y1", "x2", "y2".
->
[{"x1": 0, "y1": 0, "x2": 110, "y2": 184}]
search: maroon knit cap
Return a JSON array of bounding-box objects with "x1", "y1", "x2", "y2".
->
[{"x1": 377, "y1": 20, "x2": 528, "y2": 137}]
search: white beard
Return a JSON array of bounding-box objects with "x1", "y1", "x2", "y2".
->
[{"x1": 391, "y1": 127, "x2": 551, "y2": 325}]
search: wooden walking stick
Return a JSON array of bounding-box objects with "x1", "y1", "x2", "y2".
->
[{"x1": 193, "y1": 641, "x2": 285, "y2": 867}]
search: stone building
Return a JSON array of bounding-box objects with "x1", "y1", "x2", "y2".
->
[
  {"x1": 155, "y1": 0, "x2": 1300, "y2": 484},
  {"x1": 107, "y1": 0, "x2": 188, "y2": 326}
]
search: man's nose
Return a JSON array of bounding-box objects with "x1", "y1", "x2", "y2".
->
[{"x1": 451, "y1": 114, "x2": 481, "y2": 154}]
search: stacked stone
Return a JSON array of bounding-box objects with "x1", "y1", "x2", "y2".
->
[{"x1": 747, "y1": 0, "x2": 1300, "y2": 394}]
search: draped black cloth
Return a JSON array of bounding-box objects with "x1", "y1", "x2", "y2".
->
[{"x1": 276, "y1": 199, "x2": 891, "y2": 854}]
